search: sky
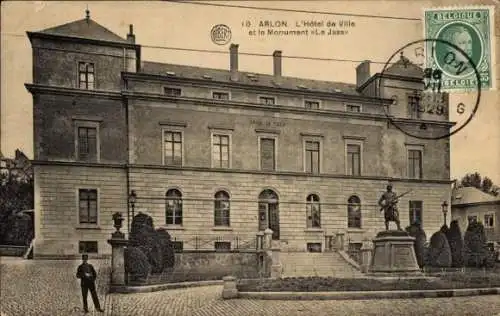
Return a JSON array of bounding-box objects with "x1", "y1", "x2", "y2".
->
[{"x1": 1, "y1": 1, "x2": 499, "y2": 183}]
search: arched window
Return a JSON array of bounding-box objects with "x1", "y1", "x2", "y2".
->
[
  {"x1": 306, "y1": 194, "x2": 321, "y2": 228},
  {"x1": 214, "y1": 190, "x2": 230, "y2": 226},
  {"x1": 166, "y1": 189, "x2": 182, "y2": 225},
  {"x1": 347, "y1": 195, "x2": 361, "y2": 228}
]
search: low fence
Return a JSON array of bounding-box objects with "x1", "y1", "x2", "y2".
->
[
  {"x1": 0, "y1": 245, "x2": 28, "y2": 257},
  {"x1": 125, "y1": 233, "x2": 269, "y2": 285}
]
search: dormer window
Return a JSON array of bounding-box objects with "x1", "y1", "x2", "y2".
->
[
  {"x1": 164, "y1": 87, "x2": 182, "y2": 97},
  {"x1": 78, "y1": 62, "x2": 94, "y2": 90},
  {"x1": 259, "y1": 96, "x2": 276, "y2": 105}
]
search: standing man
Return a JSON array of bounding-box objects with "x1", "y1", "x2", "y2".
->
[
  {"x1": 76, "y1": 254, "x2": 104, "y2": 313},
  {"x1": 378, "y1": 184, "x2": 402, "y2": 231}
]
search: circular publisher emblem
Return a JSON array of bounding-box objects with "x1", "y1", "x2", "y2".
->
[{"x1": 211, "y1": 24, "x2": 232, "y2": 45}]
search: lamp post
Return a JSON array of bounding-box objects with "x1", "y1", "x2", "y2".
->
[
  {"x1": 441, "y1": 201, "x2": 448, "y2": 226},
  {"x1": 128, "y1": 190, "x2": 137, "y2": 233}
]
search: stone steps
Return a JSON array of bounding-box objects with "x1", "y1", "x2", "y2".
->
[{"x1": 280, "y1": 252, "x2": 363, "y2": 278}]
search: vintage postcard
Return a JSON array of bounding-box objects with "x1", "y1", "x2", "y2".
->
[{"x1": 0, "y1": 1, "x2": 499, "y2": 316}]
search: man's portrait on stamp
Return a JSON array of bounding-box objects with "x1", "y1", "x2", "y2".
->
[
  {"x1": 436, "y1": 22, "x2": 482, "y2": 77},
  {"x1": 0, "y1": 1, "x2": 499, "y2": 315}
]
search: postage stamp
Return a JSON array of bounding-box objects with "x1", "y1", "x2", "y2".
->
[{"x1": 423, "y1": 6, "x2": 495, "y2": 91}]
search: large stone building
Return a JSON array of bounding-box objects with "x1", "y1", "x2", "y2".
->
[{"x1": 26, "y1": 13, "x2": 453, "y2": 258}]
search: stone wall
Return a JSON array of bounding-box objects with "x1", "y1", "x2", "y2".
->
[{"x1": 33, "y1": 164, "x2": 127, "y2": 257}]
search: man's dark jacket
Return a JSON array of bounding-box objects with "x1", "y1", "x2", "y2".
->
[{"x1": 76, "y1": 263, "x2": 97, "y2": 286}]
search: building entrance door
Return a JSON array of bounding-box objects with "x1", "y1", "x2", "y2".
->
[{"x1": 258, "y1": 189, "x2": 280, "y2": 240}]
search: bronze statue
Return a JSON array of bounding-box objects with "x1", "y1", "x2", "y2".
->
[{"x1": 378, "y1": 184, "x2": 412, "y2": 231}]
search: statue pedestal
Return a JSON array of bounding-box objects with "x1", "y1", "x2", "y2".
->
[
  {"x1": 368, "y1": 230, "x2": 422, "y2": 276},
  {"x1": 107, "y1": 237, "x2": 128, "y2": 285}
]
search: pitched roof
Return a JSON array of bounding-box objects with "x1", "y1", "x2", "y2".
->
[
  {"x1": 140, "y1": 61, "x2": 361, "y2": 96},
  {"x1": 452, "y1": 186, "x2": 500, "y2": 206},
  {"x1": 37, "y1": 18, "x2": 129, "y2": 44},
  {"x1": 384, "y1": 53, "x2": 424, "y2": 78}
]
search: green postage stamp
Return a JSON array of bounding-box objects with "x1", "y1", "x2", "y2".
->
[{"x1": 424, "y1": 6, "x2": 495, "y2": 91}]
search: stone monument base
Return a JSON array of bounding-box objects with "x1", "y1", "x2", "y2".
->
[{"x1": 367, "y1": 230, "x2": 423, "y2": 276}]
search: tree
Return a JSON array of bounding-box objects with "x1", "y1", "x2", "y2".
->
[
  {"x1": 0, "y1": 151, "x2": 34, "y2": 245},
  {"x1": 405, "y1": 222, "x2": 427, "y2": 268},
  {"x1": 458, "y1": 173, "x2": 500, "y2": 197},
  {"x1": 445, "y1": 220, "x2": 464, "y2": 267},
  {"x1": 482, "y1": 177, "x2": 494, "y2": 193},
  {"x1": 460, "y1": 172, "x2": 482, "y2": 188}
]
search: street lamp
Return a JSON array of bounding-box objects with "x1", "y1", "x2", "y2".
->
[
  {"x1": 128, "y1": 190, "x2": 137, "y2": 233},
  {"x1": 441, "y1": 201, "x2": 448, "y2": 226}
]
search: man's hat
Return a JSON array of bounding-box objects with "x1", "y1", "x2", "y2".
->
[{"x1": 82, "y1": 254, "x2": 89, "y2": 260}]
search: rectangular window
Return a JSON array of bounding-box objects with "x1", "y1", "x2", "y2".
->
[
  {"x1": 259, "y1": 96, "x2": 276, "y2": 105},
  {"x1": 409, "y1": 200, "x2": 423, "y2": 226},
  {"x1": 79, "y1": 189, "x2": 98, "y2": 224},
  {"x1": 172, "y1": 241, "x2": 184, "y2": 253},
  {"x1": 164, "y1": 131, "x2": 182, "y2": 166},
  {"x1": 260, "y1": 138, "x2": 276, "y2": 171},
  {"x1": 305, "y1": 100, "x2": 320, "y2": 109},
  {"x1": 346, "y1": 144, "x2": 361, "y2": 176},
  {"x1": 408, "y1": 149, "x2": 423, "y2": 179},
  {"x1": 212, "y1": 92, "x2": 230, "y2": 100},
  {"x1": 215, "y1": 241, "x2": 231, "y2": 252},
  {"x1": 212, "y1": 134, "x2": 230, "y2": 168},
  {"x1": 307, "y1": 243, "x2": 322, "y2": 253},
  {"x1": 408, "y1": 94, "x2": 422, "y2": 119},
  {"x1": 346, "y1": 104, "x2": 361, "y2": 112},
  {"x1": 164, "y1": 87, "x2": 182, "y2": 96},
  {"x1": 305, "y1": 141, "x2": 320, "y2": 174},
  {"x1": 484, "y1": 214, "x2": 495, "y2": 228},
  {"x1": 78, "y1": 62, "x2": 95, "y2": 90},
  {"x1": 78, "y1": 241, "x2": 98, "y2": 253},
  {"x1": 77, "y1": 127, "x2": 98, "y2": 162},
  {"x1": 468, "y1": 215, "x2": 478, "y2": 224}
]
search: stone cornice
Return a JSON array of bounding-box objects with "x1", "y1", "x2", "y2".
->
[
  {"x1": 122, "y1": 72, "x2": 393, "y2": 105},
  {"x1": 24, "y1": 84, "x2": 122, "y2": 100},
  {"x1": 30, "y1": 160, "x2": 453, "y2": 184}
]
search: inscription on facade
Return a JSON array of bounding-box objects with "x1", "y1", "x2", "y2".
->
[{"x1": 250, "y1": 119, "x2": 286, "y2": 127}]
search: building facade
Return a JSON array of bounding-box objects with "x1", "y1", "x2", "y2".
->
[
  {"x1": 26, "y1": 13, "x2": 453, "y2": 257},
  {"x1": 452, "y1": 186, "x2": 500, "y2": 245}
]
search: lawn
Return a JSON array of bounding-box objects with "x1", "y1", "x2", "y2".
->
[{"x1": 237, "y1": 273, "x2": 500, "y2": 292}]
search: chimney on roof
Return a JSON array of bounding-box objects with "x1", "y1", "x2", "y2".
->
[
  {"x1": 273, "y1": 50, "x2": 282, "y2": 78},
  {"x1": 85, "y1": 7, "x2": 90, "y2": 23},
  {"x1": 230, "y1": 43, "x2": 239, "y2": 81},
  {"x1": 127, "y1": 24, "x2": 135, "y2": 44},
  {"x1": 356, "y1": 60, "x2": 371, "y2": 90}
]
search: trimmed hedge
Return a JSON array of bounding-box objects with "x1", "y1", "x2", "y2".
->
[
  {"x1": 124, "y1": 246, "x2": 151, "y2": 282},
  {"x1": 405, "y1": 223, "x2": 427, "y2": 268},
  {"x1": 446, "y1": 220, "x2": 464, "y2": 268},
  {"x1": 464, "y1": 221, "x2": 495, "y2": 268},
  {"x1": 127, "y1": 212, "x2": 176, "y2": 277},
  {"x1": 426, "y1": 226, "x2": 451, "y2": 268}
]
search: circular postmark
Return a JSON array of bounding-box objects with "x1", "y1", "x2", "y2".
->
[
  {"x1": 379, "y1": 38, "x2": 481, "y2": 140},
  {"x1": 210, "y1": 24, "x2": 232, "y2": 45}
]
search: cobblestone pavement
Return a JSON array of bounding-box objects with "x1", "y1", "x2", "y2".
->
[
  {"x1": 0, "y1": 257, "x2": 110, "y2": 316},
  {"x1": 109, "y1": 284, "x2": 500, "y2": 316},
  {"x1": 2, "y1": 257, "x2": 500, "y2": 316}
]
